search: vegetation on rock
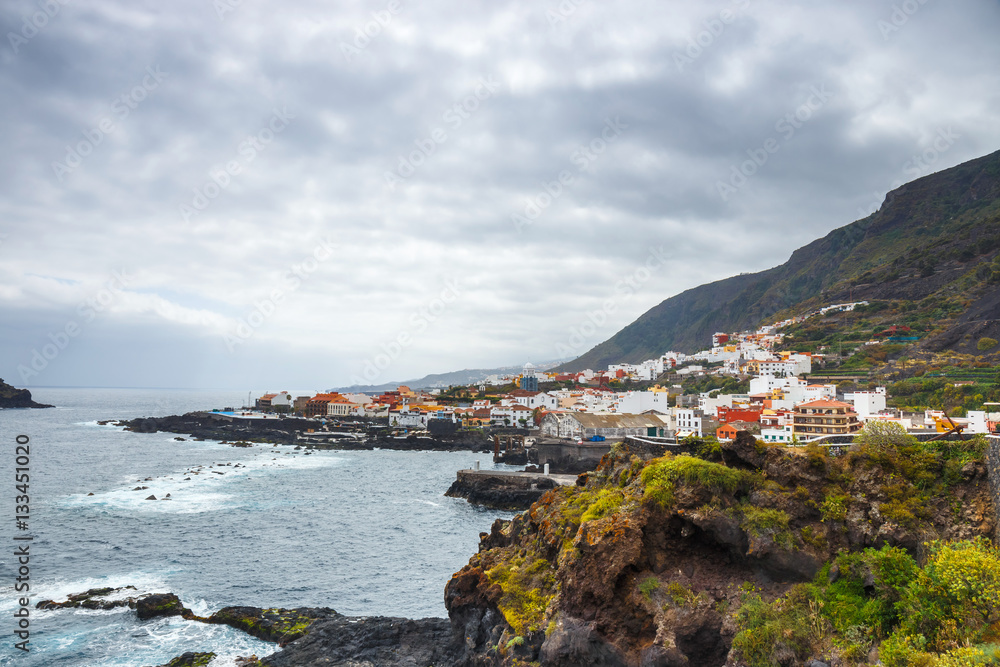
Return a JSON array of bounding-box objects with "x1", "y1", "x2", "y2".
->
[{"x1": 446, "y1": 425, "x2": 998, "y2": 666}]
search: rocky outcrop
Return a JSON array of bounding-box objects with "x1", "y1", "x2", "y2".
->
[
  {"x1": 37, "y1": 587, "x2": 197, "y2": 620},
  {"x1": 0, "y1": 378, "x2": 52, "y2": 408},
  {"x1": 151, "y1": 652, "x2": 216, "y2": 667},
  {"x1": 261, "y1": 616, "x2": 463, "y2": 667},
  {"x1": 208, "y1": 606, "x2": 338, "y2": 646},
  {"x1": 137, "y1": 593, "x2": 190, "y2": 621},
  {"x1": 445, "y1": 470, "x2": 560, "y2": 510},
  {"x1": 36, "y1": 587, "x2": 139, "y2": 611},
  {"x1": 443, "y1": 436, "x2": 997, "y2": 666},
  {"x1": 117, "y1": 412, "x2": 492, "y2": 451},
  {"x1": 120, "y1": 413, "x2": 316, "y2": 446}
]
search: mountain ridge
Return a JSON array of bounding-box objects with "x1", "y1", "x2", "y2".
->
[{"x1": 559, "y1": 148, "x2": 1000, "y2": 371}]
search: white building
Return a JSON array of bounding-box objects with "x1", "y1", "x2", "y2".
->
[
  {"x1": 843, "y1": 388, "x2": 887, "y2": 420},
  {"x1": 761, "y1": 424, "x2": 794, "y2": 443},
  {"x1": 618, "y1": 390, "x2": 672, "y2": 414},
  {"x1": 674, "y1": 408, "x2": 703, "y2": 437}
]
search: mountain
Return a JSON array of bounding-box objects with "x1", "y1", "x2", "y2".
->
[
  {"x1": 560, "y1": 149, "x2": 1000, "y2": 371},
  {"x1": 331, "y1": 359, "x2": 571, "y2": 393}
]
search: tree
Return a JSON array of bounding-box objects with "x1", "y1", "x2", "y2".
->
[{"x1": 853, "y1": 421, "x2": 916, "y2": 450}]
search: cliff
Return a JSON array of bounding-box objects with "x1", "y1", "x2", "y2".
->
[
  {"x1": 444, "y1": 430, "x2": 997, "y2": 666},
  {"x1": 0, "y1": 378, "x2": 53, "y2": 408}
]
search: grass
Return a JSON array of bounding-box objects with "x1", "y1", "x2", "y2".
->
[
  {"x1": 640, "y1": 454, "x2": 757, "y2": 508},
  {"x1": 638, "y1": 576, "x2": 660, "y2": 600}
]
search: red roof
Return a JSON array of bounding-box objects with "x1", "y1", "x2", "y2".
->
[{"x1": 796, "y1": 399, "x2": 854, "y2": 409}]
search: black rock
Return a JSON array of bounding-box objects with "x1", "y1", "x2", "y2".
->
[
  {"x1": 136, "y1": 593, "x2": 190, "y2": 621},
  {"x1": 0, "y1": 379, "x2": 53, "y2": 408},
  {"x1": 539, "y1": 616, "x2": 628, "y2": 667},
  {"x1": 261, "y1": 615, "x2": 464, "y2": 667}
]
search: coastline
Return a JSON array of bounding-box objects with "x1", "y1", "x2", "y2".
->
[{"x1": 112, "y1": 412, "x2": 495, "y2": 452}]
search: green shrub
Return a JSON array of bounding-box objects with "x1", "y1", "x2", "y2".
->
[
  {"x1": 820, "y1": 493, "x2": 850, "y2": 522},
  {"x1": 739, "y1": 506, "x2": 795, "y2": 549},
  {"x1": 854, "y1": 421, "x2": 918, "y2": 450},
  {"x1": 897, "y1": 537, "x2": 1000, "y2": 649},
  {"x1": 978, "y1": 337, "x2": 998, "y2": 351},
  {"x1": 638, "y1": 576, "x2": 660, "y2": 600}
]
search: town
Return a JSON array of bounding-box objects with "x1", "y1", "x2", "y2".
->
[{"x1": 244, "y1": 300, "x2": 999, "y2": 444}]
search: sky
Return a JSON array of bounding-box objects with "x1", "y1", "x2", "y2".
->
[{"x1": 2, "y1": 0, "x2": 999, "y2": 392}]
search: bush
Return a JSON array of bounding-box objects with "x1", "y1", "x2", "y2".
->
[
  {"x1": 638, "y1": 576, "x2": 660, "y2": 600},
  {"x1": 819, "y1": 493, "x2": 850, "y2": 522},
  {"x1": 978, "y1": 337, "x2": 998, "y2": 351},
  {"x1": 640, "y1": 455, "x2": 757, "y2": 508},
  {"x1": 854, "y1": 421, "x2": 917, "y2": 450},
  {"x1": 896, "y1": 537, "x2": 1000, "y2": 649}
]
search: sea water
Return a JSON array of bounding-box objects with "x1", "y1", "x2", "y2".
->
[{"x1": 0, "y1": 388, "x2": 514, "y2": 666}]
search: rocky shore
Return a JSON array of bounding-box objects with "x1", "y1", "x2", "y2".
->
[
  {"x1": 114, "y1": 412, "x2": 492, "y2": 452},
  {"x1": 37, "y1": 587, "x2": 466, "y2": 667},
  {"x1": 40, "y1": 431, "x2": 1000, "y2": 666},
  {"x1": 445, "y1": 468, "x2": 573, "y2": 510},
  {"x1": 0, "y1": 378, "x2": 53, "y2": 408}
]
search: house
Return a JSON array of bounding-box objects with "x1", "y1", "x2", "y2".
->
[
  {"x1": 539, "y1": 412, "x2": 669, "y2": 441},
  {"x1": 674, "y1": 409, "x2": 703, "y2": 437},
  {"x1": 791, "y1": 400, "x2": 862, "y2": 438},
  {"x1": 761, "y1": 424, "x2": 794, "y2": 443},
  {"x1": 716, "y1": 423, "x2": 739, "y2": 441}
]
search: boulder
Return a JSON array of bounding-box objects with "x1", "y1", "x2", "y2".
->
[
  {"x1": 539, "y1": 616, "x2": 627, "y2": 667},
  {"x1": 136, "y1": 593, "x2": 190, "y2": 621}
]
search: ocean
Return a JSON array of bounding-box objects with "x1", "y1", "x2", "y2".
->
[{"x1": 0, "y1": 388, "x2": 514, "y2": 666}]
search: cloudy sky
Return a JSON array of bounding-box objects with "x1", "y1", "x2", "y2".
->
[{"x1": 1, "y1": 0, "x2": 999, "y2": 392}]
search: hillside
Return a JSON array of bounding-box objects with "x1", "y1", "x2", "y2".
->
[{"x1": 561, "y1": 149, "x2": 1000, "y2": 371}]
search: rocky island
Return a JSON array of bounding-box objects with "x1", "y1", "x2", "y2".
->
[
  {"x1": 0, "y1": 378, "x2": 53, "y2": 408},
  {"x1": 39, "y1": 426, "x2": 1000, "y2": 666}
]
